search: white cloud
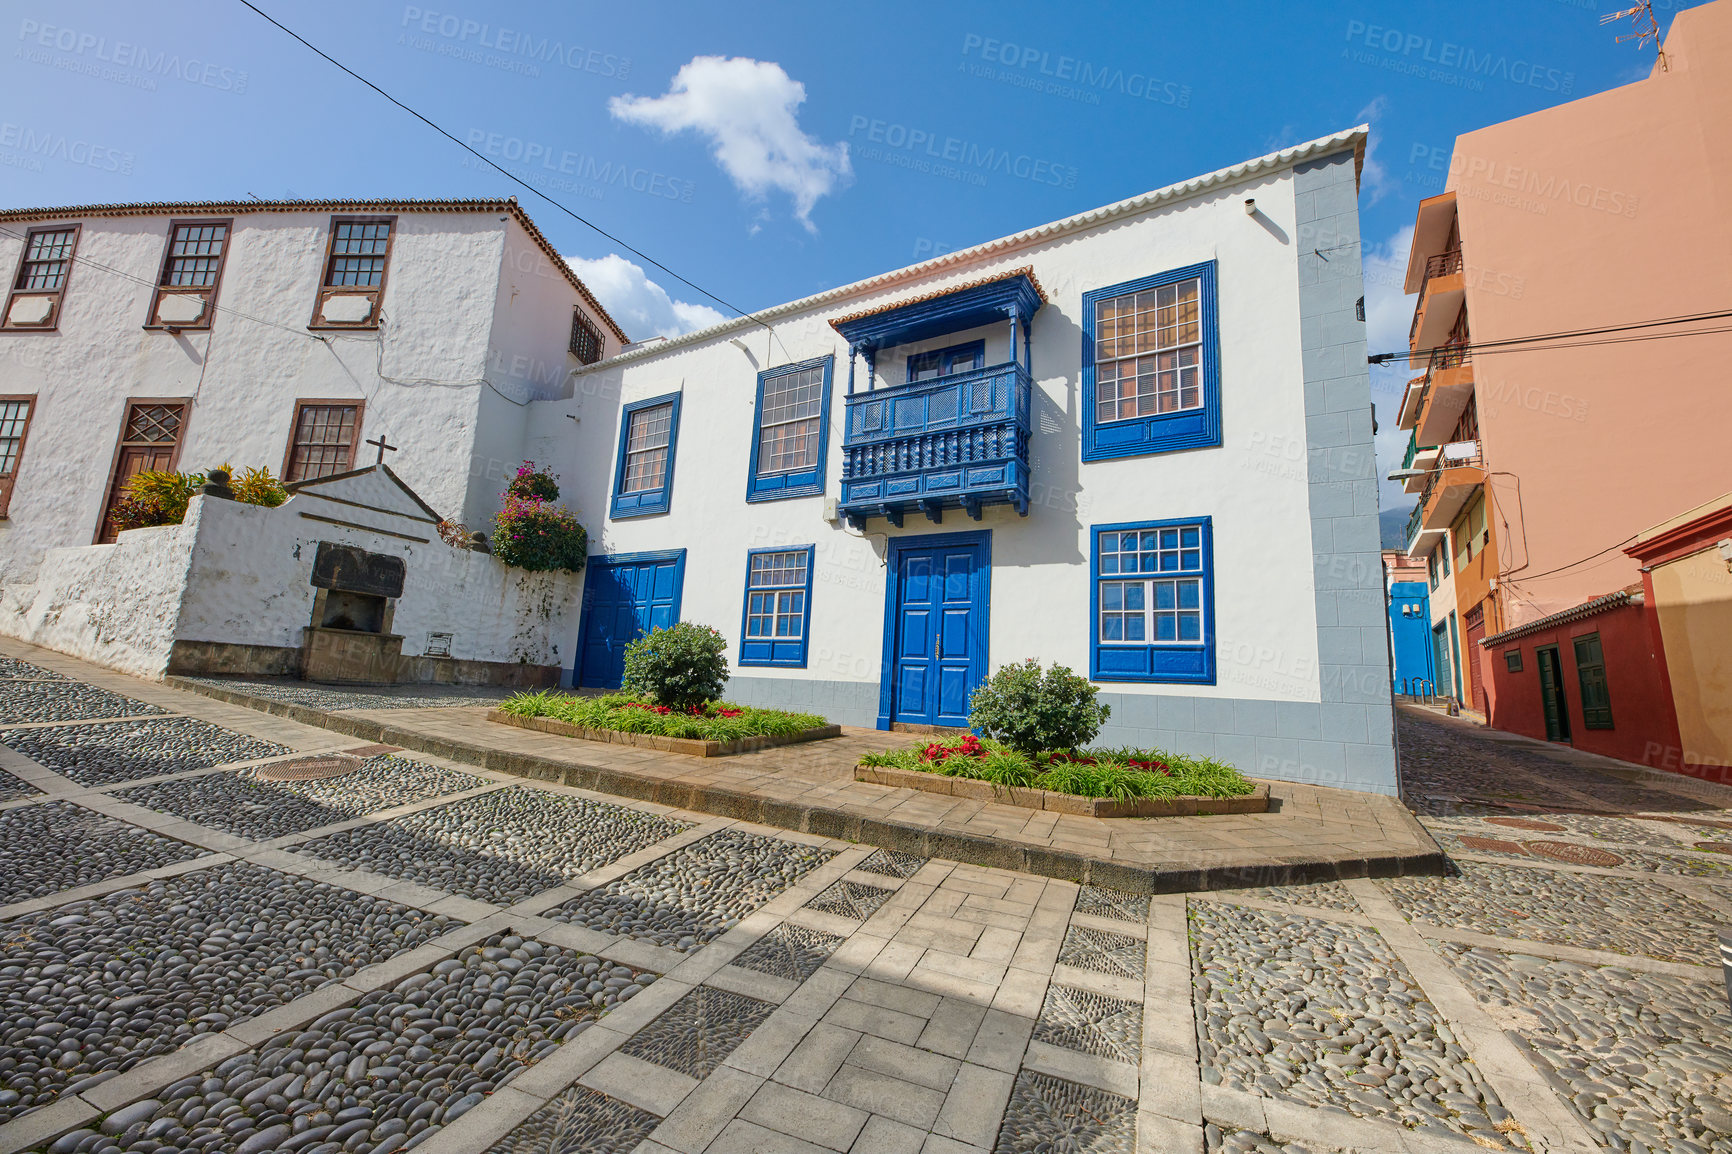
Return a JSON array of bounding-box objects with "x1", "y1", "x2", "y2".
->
[
  {"x1": 610, "y1": 56, "x2": 852, "y2": 232},
  {"x1": 1363, "y1": 224, "x2": 1420, "y2": 511},
  {"x1": 565, "y1": 253, "x2": 727, "y2": 341},
  {"x1": 1355, "y1": 96, "x2": 1396, "y2": 206}
]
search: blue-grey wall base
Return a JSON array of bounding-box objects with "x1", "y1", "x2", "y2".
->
[{"x1": 725, "y1": 675, "x2": 882, "y2": 730}]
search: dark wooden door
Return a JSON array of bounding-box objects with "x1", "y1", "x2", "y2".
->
[
  {"x1": 1463, "y1": 605, "x2": 1487, "y2": 714},
  {"x1": 1536, "y1": 646, "x2": 1571, "y2": 743},
  {"x1": 892, "y1": 539, "x2": 987, "y2": 727},
  {"x1": 98, "y1": 401, "x2": 187, "y2": 542}
]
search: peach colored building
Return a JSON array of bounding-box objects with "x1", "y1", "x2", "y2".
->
[{"x1": 1397, "y1": 1, "x2": 1732, "y2": 764}]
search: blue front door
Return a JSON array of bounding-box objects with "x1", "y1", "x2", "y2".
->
[
  {"x1": 577, "y1": 551, "x2": 685, "y2": 689},
  {"x1": 885, "y1": 533, "x2": 989, "y2": 728}
]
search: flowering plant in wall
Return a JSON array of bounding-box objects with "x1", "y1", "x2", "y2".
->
[{"x1": 491, "y1": 460, "x2": 588, "y2": 573}]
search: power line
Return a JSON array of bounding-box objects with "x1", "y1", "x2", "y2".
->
[
  {"x1": 1505, "y1": 533, "x2": 1639, "y2": 583},
  {"x1": 0, "y1": 224, "x2": 323, "y2": 343},
  {"x1": 1367, "y1": 306, "x2": 1732, "y2": 365},
  {"x1": 233, "y1": 0, "x2": 763, "y2": 329}
]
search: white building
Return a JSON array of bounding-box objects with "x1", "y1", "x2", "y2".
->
[
  {"x1": 0, "y1": 127, "x2": 1398, "y2": 794},
  {"x1": 0, "y1": 197, "x2": 626, "y2": 583}
]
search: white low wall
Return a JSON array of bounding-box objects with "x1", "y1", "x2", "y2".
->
[{"x1": 0, "y1": 474, "x2": 585, "y2": 680}]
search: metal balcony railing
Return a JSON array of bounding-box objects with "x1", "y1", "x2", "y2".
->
[{"x1": 1408, "y1": 249, "x2": 1465, "y2": 345}]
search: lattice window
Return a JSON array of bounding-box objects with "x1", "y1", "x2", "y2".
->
[
  {"x1": 325, "y1": 221, "x2": 391, "y2": 287},
  {"x1": 757, "y1": 365, "x2": 824, "y2": 475},
  {"x1": 0, "y1": 400, "x2": 32, "y2": 476},
  {"x1": 286, "y1": 403, "x2": 359, "y2": 481},
  {"x1": 570, "y1": 309, "x2": 603, "y2": 365},
  {"x1": 162, "y1": 224, "x2": 228, "y2": 288},
  {"x1": 16, "y1": 229, "x2": 75, "y2": 291},
  {"x1": 1094, "y1": 278, "x2": 1202, "y2": 424},
  {"x1": 621, "y1": 402, "x2": 673, "y2": 493},
  {"x1": 124, "y1": 404, "x2": 184, "y2": 446}
]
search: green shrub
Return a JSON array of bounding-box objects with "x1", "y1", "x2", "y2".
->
[
  {"x1": 622, "y1": 621, "x2": 729, "y2": 711},
  {"x1": 967, "y1": 659, "x2": 1109, "y2": 756},
  {"x1": 110, "y1": 463, "x2": 288, "y2": 532},
  {"x1": 492, "y1": 495, "x2": 588, "y2": 572},
  {"x1": 505, "y1": 460, "x2": 562, "y2": 502}
]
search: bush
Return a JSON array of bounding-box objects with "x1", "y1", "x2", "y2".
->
[
  {"x1": 622, "y1": 621, "x2": 728, "y2": 712},
  {"x1": 109, "y1": 464, "x2": 287, "y2": 531},
  {"x1": 967, "y1": 659, "x2": 1109, "y2": 756},
  {"x1": 505, "y1": 460, "x2": 561, "y2": 502},
  {"x1": 491, "y1": 495, "x2": 587, "y2": 572}
]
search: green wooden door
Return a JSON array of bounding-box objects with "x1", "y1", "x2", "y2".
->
[{"x1": 1536, "y1": 646, "x2": 1571, "y2": 743}]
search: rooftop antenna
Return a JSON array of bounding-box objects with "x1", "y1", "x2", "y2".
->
[{"x1": 1601, "y1": 1, "x2": 1668, "y2": 72}]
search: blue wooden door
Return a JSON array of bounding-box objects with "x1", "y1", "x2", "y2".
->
[
  {"x1": 892, "y1": 539, "x2": 987, "y2": 727},
  {"x1": 577, "y1": 552, "x2": 685, "y2": 689}
]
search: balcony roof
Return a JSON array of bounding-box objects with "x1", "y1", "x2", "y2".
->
[
  {"x1": 830, "y1": 267, "x2": 1045, "y2": 351},
  {"x1": 1402, "y1": 192, "x2": 1458, "y2": 294}
]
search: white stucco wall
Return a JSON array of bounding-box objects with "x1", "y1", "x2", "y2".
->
[
  {"x1": 0, "y1": 472, "x2": 584, "y2": 678},
  {"x1": 535, "y1": 164, "x2": 1323, "y2": 706},
  {"x1": 0, "y1": 206, "x2": 595, "y2": 586}
]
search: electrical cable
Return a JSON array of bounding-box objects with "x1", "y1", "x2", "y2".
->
[
  {"x1": 234, "y1": 0, "x2": 766, "y2": 330},
  {"x1": 1367, "y1": 306, "x2": 1732, "y2": 364}
]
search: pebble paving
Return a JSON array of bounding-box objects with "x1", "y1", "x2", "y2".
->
[
  {"x1": 0, "y1": 767, "x2": 40, "y2": 802},
  {"x1": 1381, "y1": 860, "x2": 1723, "y2": 964},
  {"x1": 1032, "y1": 984, "x2": 1142, "y2": 1063},
  {"x1": 1441, "y1": 943, "x2": 1732, "y2": 1154},
  {"x1": 1056, "y1": 924, "x2": 1145, "y2": 980},
  {"x1": 1208, "y1": 882, "x2": 1362, "y2": 913},
  {"x1": 854, "y1": 848, "x2": 927, "y2": 878},
  {"x1": 113, "y1": 755, "x2": 486, "y2": 841},
  {"x1": 183, "y1": 677, "x2": 512, "y2": 712},
  {"x1": 0, "y1": 862, "x2": 457, "y2": 1126},
  {"x1": 542, "y1": 829, "x2": 834, "y2": 953},
  {"x1": 0, "y1": 657, "x2": 66, "y2": 679},
  {"x1": 726, "y1": 922, "x2": 845, "y2": 982},
  {"x1": 1205, "y1": 1124, "x2": 1324, "y2": 1154},
  {"x1": 54, "y1": 933, "x2": 655, "y2": 1154},
  {"x1": 1189, "y1": 900, "x2": 1503, "y2": 1142},
  {"x1": 618, "y1": 986, "x2": 776, "y2": 1079},
  {"x1": 992, "y1": 1069, "x2": 1137, "y2": 1154},
  {"x1": 1073, "y1": 884, "x2": 1150, "y2": 923},
  {"x1": 1470, "y1": 811, "x2": 1698, "y2": 849},
  {"x1": 0, "y1": 682, "x2": 168, "y2": 725},
  {"x1": 0, "y1": 801, "x2": 208, "y2": 906},
  {"x1": 291, "y1": 786, "x2": 692, "y2": 906},
  {"x1": 0, "y1": 717, "x2": 293, "y2": 788},
  {"x1": 488, "y1": 1084, "x2": 660, "y2": 1154},
  {"x1": 802, "y1": 878, "x2": 896, "y2": 921},
  {"x1": 1429, "y1": 825, "x2": 1732, "y2": 879}
]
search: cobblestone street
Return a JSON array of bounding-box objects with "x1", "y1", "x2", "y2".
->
[{"x1": 1, "y1": 647, "x2": 1729, "y2": 1154}]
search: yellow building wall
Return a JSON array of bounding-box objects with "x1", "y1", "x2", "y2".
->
[{"x1": 1649, "y1": 546, "x2": 1732, "y2": 768}]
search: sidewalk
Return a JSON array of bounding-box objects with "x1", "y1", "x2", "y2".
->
[{"x1": 125, "y1": 663, "x2": 1443, "y2": 892}]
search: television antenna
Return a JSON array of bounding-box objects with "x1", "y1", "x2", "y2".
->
[{"x1": 1601, "y1": 1, "x2": 1668, "y2": 71}]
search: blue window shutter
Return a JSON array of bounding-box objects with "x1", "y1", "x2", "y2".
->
[
  {"x1": 1089, "y1": 516, "x2": 1216, "y2": 684},
  {"x1": 738, "y1": 544, "x2": 816, "y2": 668},
  {"x1": 609, "y1": 391, "x2": 682, "y2": 519},
  {"x1": 747, "y1": 356, "x2": 833, "y2": 503},
  {"x1": 1080, "y1": 260, "x2": 1221, "y2": 462}
]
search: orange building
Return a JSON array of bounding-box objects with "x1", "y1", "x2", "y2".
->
[{"x1": 1396, "y1": 1, "x2": 1732, "y2": 765}]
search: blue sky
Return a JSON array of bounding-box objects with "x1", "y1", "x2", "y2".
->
[{"x1": 0, "y1": 0, "x2": 1691, "y2": 510}]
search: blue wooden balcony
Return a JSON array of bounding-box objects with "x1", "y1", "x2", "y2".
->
[
  {"x1": 839, "y1": 362, "x2": 1032, "y2": 528},
  {"x1": 831, "y1": 267, "x2": 1044, "y2": 530}
]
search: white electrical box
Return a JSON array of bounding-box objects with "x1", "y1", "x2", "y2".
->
[{"x1": 823, "y1": 497, "x2": 840, "y2": 522}]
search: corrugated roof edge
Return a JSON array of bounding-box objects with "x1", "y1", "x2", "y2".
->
[
  {"x1": 574, "y1": 124, "x2": 1368, "y2": 373},
  {"x1": 0, "y1": 195, "x2": 628, "y2": 345}
]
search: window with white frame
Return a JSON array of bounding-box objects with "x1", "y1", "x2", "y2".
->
[
  {"x1": 740, "y1": 546, "x2": 814, "y2": 666},
  {"x1": 747, "y1": 357, "x2": 831, "y2": 502},
  {"x1": 622, "y1": 402, "x2": 673, "y2": 492},
  {"x1": 1091, "y1": 518, "x2": 1215, "y2": 683},
  {"x1": 1095, "y1": 278, "x2": 1201, "y2": 423}
]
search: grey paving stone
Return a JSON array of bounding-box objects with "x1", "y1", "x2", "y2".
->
[
  {"x1": 543, "y1": 829, "x2": 834, "y2": 953},
  {"x1": 1381, "y1": 859, "x2": 1725, "y2": 964},
  {"x1": 0, "y1": 860, "x2": 457, "y2": 1125},
  {"x1": 61, "y1": 931, "x2": 655, "y2": 1154},
  {"x1": 1055, "y1": 924, "x2": 1146, "y2": 980},
  {"x1": 293, "y1": 785, "x2": 691, "y2": 904},
  {"x1": 0, "y1": 800, "x2": 209, "y2": 905},
  {"x1": 621, "y1": 985, "x2": 777, "y2": 1080},
  {"x1": 1190, "y1": 900, "x2": 1500, "y2": 1142},
  {"x1": 991, "y1": 1069, "x2": 1137, "y2": 1153},
  {"x1": 1073, "y1": 884, "x2": 1150, "y2": 923},
  {"x1": 1441, "y1": 942, "x2": 1732, "y2": 1154},
  {"x1": 0, "y1": 716, "x2": 293, "y2": 787},
  {"x1": 115, "y1": 753, "x2": 485, "y2": 840},
  {"x1": 803, "y1": 879, "x2": 897, "y2": 921},
  {"x1": 855, "y1": 849, "x2": 928, "y2": 879},
  {"x1": 1205, "y1": 1122, "x2": 1325, "y2": 1153},
  {"x1": 489, "y1": 1083, "x2": 662, "y2": 1153},
  {"x1": 1030, "y1": 984, "x2": 1142, "y2": 1064},
  {"x1": 0, "y1": 681, "x2": 167, "y2": 724},
  {"x1": 182, "y1": 675, "x2": 514, "y2": 711},
  {"x1": 0, "y1": 765, "x2": 41, "y2": 801},
  {"x1": 729, "y1": 922, "x2": 846, "y2": 982}
]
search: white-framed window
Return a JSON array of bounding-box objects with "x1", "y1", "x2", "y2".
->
[
  {"x1": 622, "y1": 402, "x2": 674, "y2": 493},
  {"x1": 1094, "y1": 277, "x2": 1202, "y2": 424},
  {"x1": 746, "y1": 551, "x2": 809, "y2": 640},
  {"x1": 1098, "y1": 526, "x2": 1204, "y2": 643}
]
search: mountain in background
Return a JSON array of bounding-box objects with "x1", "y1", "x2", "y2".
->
[{"x1": 1379, "y1": 506, "x2": 1414, "y2": 550}]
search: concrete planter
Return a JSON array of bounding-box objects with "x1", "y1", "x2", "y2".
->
[
  {"x1": 488, "y1": 709, "x2": 842, "y2": 758},
  {"x1": 854, "y1": 764, "x2": 1270, "y2": 817}
]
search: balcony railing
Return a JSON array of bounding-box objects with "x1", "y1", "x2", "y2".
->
[
  {"x1": 839, "y1": 361, "x2": 1032, "y2": 528},
  {"x1": 1409, "y1": 249, "x2": 1464, "y2": 345}
]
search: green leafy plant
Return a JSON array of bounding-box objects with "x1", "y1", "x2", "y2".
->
[
  {"x1": 858, "y1": 733, "x2": 1254, "y2": 801},
  {"x1": 621, "y1": 621, "x2": 729, "y2": 712},
  {"x1": 230, "y1": 466, "x2": 288, "y2": 508},
  {"x1": 967, "y1": 659, "x2": 1110, "y2": 756},
  {"x1": 491, "y1": 495, "x2": 588, "y2": 573},
  {"x1": 109, "y1": 463, "x2": 288, "y2": 532},
  {"x1": 500, "y1": 690, "x2": 823, "y2": 742}
]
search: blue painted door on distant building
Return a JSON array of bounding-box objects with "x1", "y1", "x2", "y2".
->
[
  {"x1": 576, "y1": 550, "x2": 686, "y2": 690},
  {"x1": 881, "y1": 532, "x2": 990, "y2": 729}
]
